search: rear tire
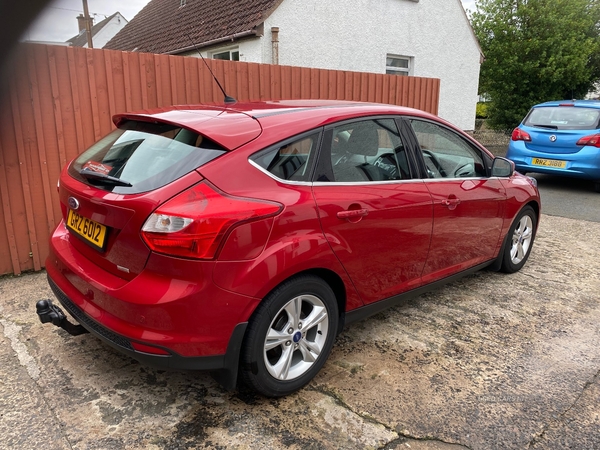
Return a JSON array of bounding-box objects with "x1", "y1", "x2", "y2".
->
[
  {"x1": 501, "y1": 206, "x2": 537, "y2": 273},
  {"x1": 594, "y1": 181, "x2": 600, "y2": 193},
  {"x1": 240, "y1": 275, "x2": 339, "y2": 397}
]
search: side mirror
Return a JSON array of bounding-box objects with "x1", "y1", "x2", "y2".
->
[{"x1": 491, "y1": 157, "x2": 515, "y2": 177}]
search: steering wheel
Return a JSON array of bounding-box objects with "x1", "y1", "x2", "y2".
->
[
  {"x1": 422, "y1": 150, "x2": 446, "y2": 178},
  {"x1": 373, "y1": 153, "x2": 399, "y2": 179}
]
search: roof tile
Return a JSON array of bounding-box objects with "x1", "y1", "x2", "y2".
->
[{"x1": 104, "y1": 0, "x2": 281, "y2": 54}]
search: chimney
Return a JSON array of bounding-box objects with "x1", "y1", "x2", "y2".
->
[{"x1": 77, "y1": 14, "x2": 86, "y2": 32}]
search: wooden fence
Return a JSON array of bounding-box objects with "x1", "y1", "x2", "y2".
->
[{"x1": 0, "y1": 43, "x2": 440, "y2": 275}]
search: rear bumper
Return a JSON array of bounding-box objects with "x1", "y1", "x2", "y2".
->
[
  {"x1": 46, "y1": 274, "x2": 247, "y2": 389},
  {"x1": 44, "y1": 221, "x2": 261, "y2": 388},
  {"x1": 47, "y1": 274, "x2": 245, "y2": 371},
  {"x1": 507, "y1": 143, "x2": 600, "y2": 180}
]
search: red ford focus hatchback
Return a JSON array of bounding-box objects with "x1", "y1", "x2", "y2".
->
[{"x1": 40, "y1": 100, "x2": 540, "y2": 397}]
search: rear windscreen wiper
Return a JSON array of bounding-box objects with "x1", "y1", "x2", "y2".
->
[
  {"x1": 79, "y1": 168, "x2": 133, "y2": 187},
  {"x1": 530, "y1": 124, "x2": 558, "y2": 130}
]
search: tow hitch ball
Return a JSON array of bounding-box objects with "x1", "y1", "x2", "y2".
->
[{"x1": 36, "y1": 299, "x2": 89, "y2": 336}]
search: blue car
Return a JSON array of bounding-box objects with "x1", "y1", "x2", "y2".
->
[{"x1": 506, "y1": 100, "x2": 600, "y2": 192}]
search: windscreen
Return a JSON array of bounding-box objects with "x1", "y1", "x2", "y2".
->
[
  {"x1": 524, "y1": 106, "x2": 600, "y2": 130},
  {"x1": 68, "y1": 120, "x2": 226, "y2": 194}
]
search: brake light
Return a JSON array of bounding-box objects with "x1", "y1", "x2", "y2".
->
[
  {"x1": 511, "y1": 128, "x2": 531, "y2": 142},
  {"x1": 141, "y1": 181, "x2": 283, "y2": 259},
  {"x1": 576, "y1": 134, "x2": 600, "y2": 147}
]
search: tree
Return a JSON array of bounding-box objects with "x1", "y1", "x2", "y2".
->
[{"x1": 471, "y1": 0, "x2": 600, "y2": 130}]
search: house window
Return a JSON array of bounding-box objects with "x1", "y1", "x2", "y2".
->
[
  {"x1": 386, "y1": 55, "x2": 411, "y2": 76},
  {"x1": 212, "y1": 48, "x2": 240, "y2": 61}
]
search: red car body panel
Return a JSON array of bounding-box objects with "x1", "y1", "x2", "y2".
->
[
  {"x1": 421, "y1": 178, "x2": 506, "y2": 283},
  {"x1": 48, "y1": 222, "x2": 260, "y2": 357},
  {"x1": 43, "y1": 100, "x2": 541, "y2": 387},
  {"x1": 312, "y1": 181, "x2": 433, "y2": 303}
]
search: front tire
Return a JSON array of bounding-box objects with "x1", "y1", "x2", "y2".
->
[
  {"x1": 240, "y1": 275, "x2": 339, "y2": 397},
  {"x1": 501, "y1": 205, "x2": 537, "y2": 273}
]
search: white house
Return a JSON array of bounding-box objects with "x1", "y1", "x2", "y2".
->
[
  {"x1": 105, "y1": 0, "x2": 481, "y2": 130},
  {"x1": 68, "y1": 12, "x2": 128, "y2": 49}
]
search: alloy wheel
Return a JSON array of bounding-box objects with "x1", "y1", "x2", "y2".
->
[
  {"x1": 510, "y1": 215, "x2": 533, "y2": 265},
  {"x1": 263, "y1": 294, "x2": 329, "y2": 381}
]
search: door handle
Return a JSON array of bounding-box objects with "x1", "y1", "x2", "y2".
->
[
  {"x1": 337, "y1": 208, "x2": 369, "y2": 219},
  {"x1": 441, "y1": 197, "x2": 461, "y2": 210}
]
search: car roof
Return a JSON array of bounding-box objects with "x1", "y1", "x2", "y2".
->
[
  {"x1": 112, "y1": 100, "x2": 442, "y2": 151},
  {"x1": 533, "y1": 100, "x2": 600, "y2": 109}
]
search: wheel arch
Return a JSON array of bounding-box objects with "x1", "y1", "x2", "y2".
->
[
  {"x1": 301, "y1": 268, "x2": 347, "y2": 335},
  {"x1": 489, "y1": 202, "x2": 539, "y2": 272},
  {"x1": 238, "y1": 270, "x2": 345, "y2": 396},
  {"x1": 526, "y1": 200, "x2": 540, "y2": 228},
  {"x1": 247, "y1": 268, "x2": 348, "y2": 336}
]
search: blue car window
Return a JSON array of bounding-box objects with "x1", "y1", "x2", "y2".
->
[{"x1": 525, "y1": 107, "x2": 600, "y2": 130}]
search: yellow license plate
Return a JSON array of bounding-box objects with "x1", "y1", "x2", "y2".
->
[
  {"x1": 532, "y1": 157, "x2": 567, "y2": 168},
  {"x1": 66, "y1": 209, "x2": 107, "y2": 250}
]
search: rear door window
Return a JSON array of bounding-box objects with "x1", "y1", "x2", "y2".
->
[
  {"x1": 524, "y1": 107, "x2": 600, "y2": 130},
  {"x1": 314, "y1": 118, "x2": 412, "y2": 182},
  {"x1": 68, "y1": 120, "x2": 226, "y2": 194}
]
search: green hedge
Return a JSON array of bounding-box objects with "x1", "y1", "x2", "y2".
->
[{"x1": 476, "y1": 102, "x2": 489, "y2": 119}]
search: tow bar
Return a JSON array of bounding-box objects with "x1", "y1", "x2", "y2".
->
[{"x1": 36, "y1": 299, "x2": 89, "y2": 336}]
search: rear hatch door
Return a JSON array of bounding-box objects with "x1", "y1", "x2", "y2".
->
[
  {"x1": 523, "y1": 127, "x2": 586, "y2": 155},
  {"x1": 61, "y1": 110, "x2": 261, "y2": 279},
  {"x1": 523, "y1": 105, "x2": 600, "y2": 154}
]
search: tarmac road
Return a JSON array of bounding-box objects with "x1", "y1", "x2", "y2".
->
[
  {"x1": 1, "y1": 215, "x2": 599, "y2": 449},
  {"x1": 529, "y1": 173, "x2": 600, "y2": 223},
  {"x1": 484, "y1": 142, "x2": 599, "y2": 223}
]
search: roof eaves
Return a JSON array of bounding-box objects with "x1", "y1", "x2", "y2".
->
[
  {"x1": 91, "y1": 12, "x2": 120, "y2": 38},
  {"x1": 165, "y1": 29, "x2": 258, "y2": 55},
  {"x1": 258, "y1": 0, "x2": 286, "y2": 23},
  {"x1": 457, "y1": 0, "x2": 484, "y2": 59}
]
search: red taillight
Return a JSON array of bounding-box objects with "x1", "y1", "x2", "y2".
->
[
  {"x1": 511, "y1": 128, "x2": 531, "y2": 142},
  {"x1": 576, "y1": 134, "x2": 600, "y2": 147},
  {"x1": 141, "y1": 181, "x2": 283, "y2": 259}
]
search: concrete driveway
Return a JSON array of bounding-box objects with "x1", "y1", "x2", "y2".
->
[{"x1": 1, "y1": 213, "x2": 599, "y2": 450}]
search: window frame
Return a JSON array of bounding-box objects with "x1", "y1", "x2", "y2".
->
[
  {"x1": 248, "y1": 128, "x2": 324, "y2": 185},
  {"x1": 402, "y1": 117, "x2": 493, "y2": 180},
  {"x1": 386, "y1": 54, "x2": 412, "y2": 76},
  {"x1": 210, "y1": 47, "x2": 240, "y2": 61},
  {"x1": 313, "y1": 116, "x2": 419, "y2": 184}
]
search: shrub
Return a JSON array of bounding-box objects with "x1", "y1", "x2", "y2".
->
[{"x1": 476, "y1": 102, "x2": 489, "y2": 119}]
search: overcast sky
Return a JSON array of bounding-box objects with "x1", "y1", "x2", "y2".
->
[{"x1": 23, "y1": 0, "x2": 478, "y2": 43}]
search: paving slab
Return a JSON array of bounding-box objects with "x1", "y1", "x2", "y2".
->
[{"x1": 0, "y1": 214, "x2": 599, "y2": 449}]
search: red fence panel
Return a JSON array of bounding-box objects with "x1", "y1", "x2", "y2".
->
[{"x1": 0, "y1": 43, "x2": 440, "y2": 275}]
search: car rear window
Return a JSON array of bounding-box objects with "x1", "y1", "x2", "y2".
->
[
  {"x1": 68, "y1": 120, "x2": 226, "y2": 194},
  {"x1": 524, "y1": 106, "x2": 600, "y2": 130}
]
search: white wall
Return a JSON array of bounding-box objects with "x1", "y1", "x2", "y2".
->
[
  {"x1": 92, "y1": 13, "x2": 128, "y2": 49},
  {"x1": 181, "y1": 0, "x2": 481, "y2": 130},
  {"x1": 259, "y1": 0, "x2": 481, "y2": 130}
]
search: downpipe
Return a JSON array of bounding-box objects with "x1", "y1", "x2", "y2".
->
[{"x1": 36, "y1": 299, "x2": 89, "y2": 336}]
